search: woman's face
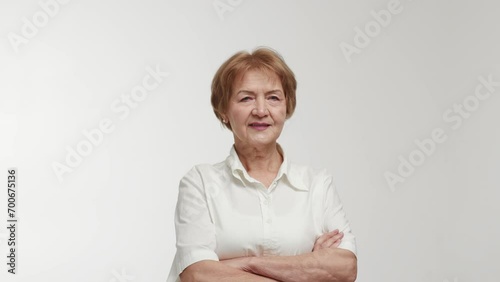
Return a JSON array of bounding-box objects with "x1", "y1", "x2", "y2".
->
[{"x1": 224, "y1": 69, "x2": 287, "y2": 148}]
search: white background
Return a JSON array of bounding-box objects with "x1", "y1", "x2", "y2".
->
[{"x1": 1, "y1": 0, "x2": 499, "y2": 281}]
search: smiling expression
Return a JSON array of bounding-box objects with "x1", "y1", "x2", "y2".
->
[{"x1": 223, "y1": 69, "x2": 287, "y2": 148}]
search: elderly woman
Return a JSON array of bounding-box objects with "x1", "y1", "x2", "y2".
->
[{"x1": 167, "y1": 47, "x2": 357, "y2": 282}]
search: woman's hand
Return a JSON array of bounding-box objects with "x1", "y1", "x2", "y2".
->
[{"x1": 312, "y1": 229, "x2": 344, "y2": 251}]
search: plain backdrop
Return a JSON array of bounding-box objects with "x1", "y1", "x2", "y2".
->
[{"x1": 1, "y1": 0, "x2": 499, "y2": 281}]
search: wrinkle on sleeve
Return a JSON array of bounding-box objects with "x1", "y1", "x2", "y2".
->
[
  {"x1": 322, "y1": 175, "x2": 357, "y2": 257},
  {"x1": 168, "y1": 166, "x2": 219, "y2": 282}
]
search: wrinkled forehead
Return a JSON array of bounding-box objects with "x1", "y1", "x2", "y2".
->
[{"x1": 232, "y1": 67, "x2": 282, "y2": 91}]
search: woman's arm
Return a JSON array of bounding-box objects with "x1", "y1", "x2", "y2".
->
[
  {"x1": 252, "y1": 248, "x2": 356, "y2": 282},
  {"x1": 221, "y1": 248, "x2": 356, "y2": 282},
  {"x1": 220, "y1": 230, "x2": 356, "y2": 282},
  {"x1": 180, "y1": 260, "x2": 281, "y2": 282}
]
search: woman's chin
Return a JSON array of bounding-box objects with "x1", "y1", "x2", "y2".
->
[{"x1": 247, "y1": 138, "x2": 278, "y2": 148}]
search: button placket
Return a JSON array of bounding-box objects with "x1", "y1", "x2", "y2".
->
[
  {"x1": 265, "y1": 193, "x2": 273, "y2": 224},
  {"x1": 260, "y1": 192, "x2": 273, "y2": 254},
  {"x1": 259, "y1": 192, "x2": 272, "y2": 240}
]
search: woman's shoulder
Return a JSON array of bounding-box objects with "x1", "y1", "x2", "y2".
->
[
  {"x1": 287, "y1": 158, "x2": 333, "y2": 177},
  {"x1": 181, "y1": 159, "x2": 229, "y2": 178},
  {"x1": 286, "y1": 160, "x2": 335, "y2": 189}
]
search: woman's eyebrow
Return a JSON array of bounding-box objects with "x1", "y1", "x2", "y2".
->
[
  {"x1": 266, "y1": 90, "x2": 283, "y2": 95},
  {"x1": 236, "y1": 90, "x2": 255, "y2": 95},
  {"x1": 236, "y1": 89, "x2": 283, "y2": 95}
]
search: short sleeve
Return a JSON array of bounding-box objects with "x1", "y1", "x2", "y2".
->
[
  {"x1": 323, "y1": 176, "x2": 357, "y2": 256},
  {"x1": 167, "y1": 166, "x2": 219, "y2": 282}
]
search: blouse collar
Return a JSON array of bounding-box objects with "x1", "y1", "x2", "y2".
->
[{"x1": 225, "y1": 143, "x2": 308, "y2": 191}]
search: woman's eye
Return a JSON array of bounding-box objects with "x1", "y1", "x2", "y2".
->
[
  {"x1": 240, "y1": 97, "x2": 251, "y2": 102},
  {"x1": 269, "y1": 96, "x2": 280, "y2": 101}
]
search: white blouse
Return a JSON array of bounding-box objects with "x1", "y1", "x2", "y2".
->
[{"x1": 166, "y1": 144, "x2": 357, "y2": 282}]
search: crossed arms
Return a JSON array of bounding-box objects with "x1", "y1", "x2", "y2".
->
[{"x1": 179, "y1": 229, "x2": 357, "y2": 282}]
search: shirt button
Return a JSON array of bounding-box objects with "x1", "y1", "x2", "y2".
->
[
  {"x1": 263, "y1": 199, "x2": 269, "y2": 205},
  {"x1": 266, "y1": 218, "x2": 272, "y2": 224}
]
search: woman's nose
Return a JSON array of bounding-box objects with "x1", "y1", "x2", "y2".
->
[{"x1": 252, "y1": 98, "x2": 268, "y2": 117}]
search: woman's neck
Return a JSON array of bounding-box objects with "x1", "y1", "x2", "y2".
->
[{"x1": 234, "y1": 142, "x2": 283, "y2": 175}]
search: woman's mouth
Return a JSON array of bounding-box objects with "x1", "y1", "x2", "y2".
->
[{"x1": 249, "y1": 122, "x2": 271, "y2": 131}]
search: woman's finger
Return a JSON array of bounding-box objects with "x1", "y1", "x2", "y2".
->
[
  {"x1": 315, "y1": 229, "x2": 338, "y2": 245},
  {"x1": 322, "y1": 231, "x2": 344, "y2": 248},
  {"x1": 312, "y1": 229, "x2": 339, "y2": 251}
]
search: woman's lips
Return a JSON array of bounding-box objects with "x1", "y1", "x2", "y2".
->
[{"x1": 249, "y1": 122, "x2": 270, "y2": 131}]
